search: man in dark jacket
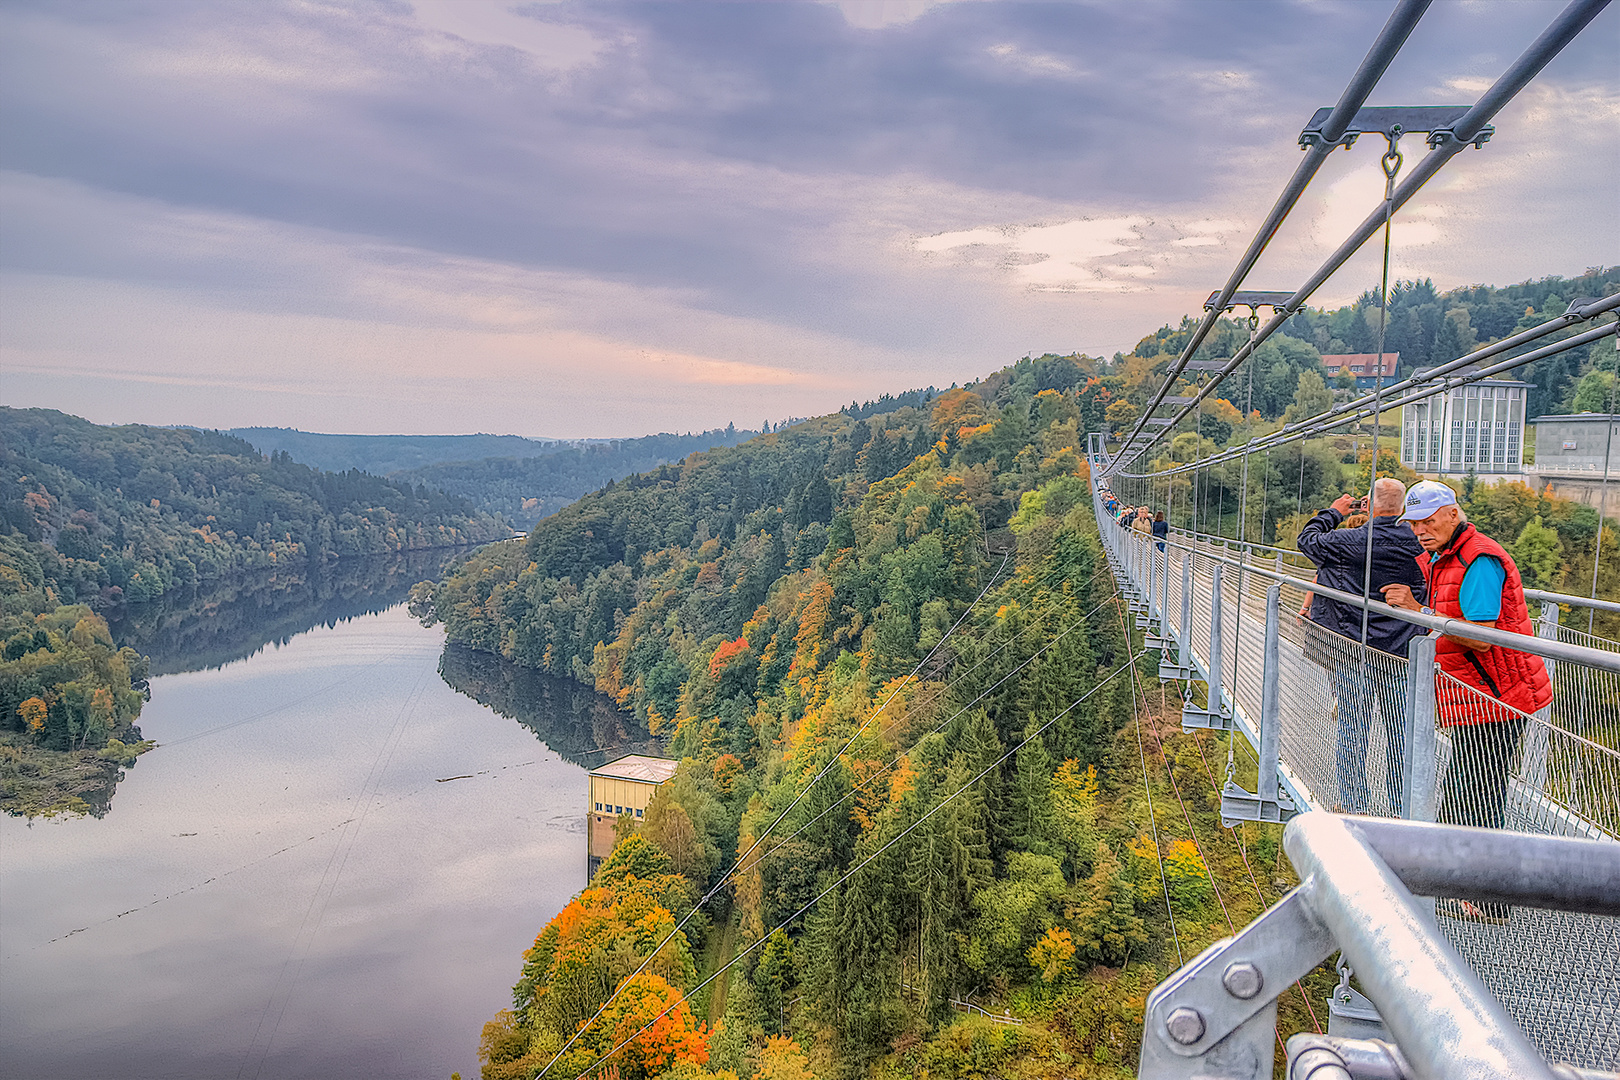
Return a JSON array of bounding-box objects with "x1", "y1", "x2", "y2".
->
[{"x1": 1297, "y1": 477, "x2": 1427, "y2": 814}]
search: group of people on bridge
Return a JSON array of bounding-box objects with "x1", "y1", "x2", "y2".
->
[
  {"x1": 1296, "y1": 477, "x2": 1552, "y2": 923},
  {"x1": 1100, "y1": 472, "x2": 1556, "y2": 924},
  {"x1": 1101, "y1": 490, "x2": 1168, "y2": 549}
]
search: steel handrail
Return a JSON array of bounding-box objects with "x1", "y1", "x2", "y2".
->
[
  {"x1": 1144, "y1": 532, "x2": 1620, "y2": 674},
  {"x1": 1139, "y1": 814, "x2": 1620, "y2": 1079},
  {"x1": 1134, "y1": 522, "x2": 1620, "y2": 618}
]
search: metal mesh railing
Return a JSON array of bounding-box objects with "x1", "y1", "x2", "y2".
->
[
  {"x1": 1432, "y1": 670, "x2": 1620, "y2": 1067},
  {"x1": 1092, "y1": 467, "x2": 1620, "y2": 1068}
]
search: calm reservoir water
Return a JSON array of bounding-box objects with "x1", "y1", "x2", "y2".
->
[{"x1": 0, "y1": 556, "x2": 648, "y2": 1079}]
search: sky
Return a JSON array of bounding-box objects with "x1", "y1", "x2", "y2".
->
[{"x1": 1, "y1": 0, "x2": 1615, "y2": 439}]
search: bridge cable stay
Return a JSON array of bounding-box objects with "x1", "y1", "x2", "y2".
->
[
  {"x1": 1592, "y1": 367, "x2": 1619, "y2": 631},
  {"x1": 1184, "y1": 723, "x2": 1325, "y2": 1035},
  {"x1": 560, "y1": 657, "x2": 1148, "y2": 1080},
  {"x1": 761, "y1": 580, "x2": 1126, "y2": 863},
  {"x1": 1117, "y1": 296, "x2": 1620, "y2": 480},
  {"x1": 1104, "y1": 0, "x2": 1614, "y2": 479},
  {"x1": 1117, "y1": 600, "x2": 1186, "y2": 967},
  {"x1": 1109, "y1": 0, "x2": 1434, "y2": 468},
  {"x1": 1105, "y1": 476, "x2": 1323, "y2": 1040},
  {"x1": 538, "y1": 537, "x2": 1127, "y2": 1076},
  {"x1": 1119, "y1": 592, "x2": 1335, "y2": 1048}
]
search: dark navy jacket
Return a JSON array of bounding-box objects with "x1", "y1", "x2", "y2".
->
[{"x1": 1297, "y1": 509, "x2": 1428, "y2": 657}]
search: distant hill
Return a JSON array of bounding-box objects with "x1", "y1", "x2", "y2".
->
[
  {"x1": 393, "y1": 427, "x2": 761, "y2": 530},
  {"x1": 227, "y1": 428, "x2": 564, "y2": 475},
  {"x1": 1, "y1": 408, "x2": 510, "y2": 607}
]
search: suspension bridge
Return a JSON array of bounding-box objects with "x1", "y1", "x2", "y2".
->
[
  {"x1": 501, "y1": 2, "x2": 1620, "y2": 1078},
  {"x1": 1090, "y1": 0, "x2": 1620, "y2": 1075}
]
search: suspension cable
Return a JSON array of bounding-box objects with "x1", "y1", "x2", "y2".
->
[
  {"x1": 1110, "y1": 0, "x2": 1434, "y2": 461},
  {"x1": 1358, "y1": 132, "x2": 1403, "y2": 649},
  {"x1": 1121, "y1": 312, "x2": 1619, "y2": 481},
  {"x1": 1107, "y1": 0, "x2": 1612, "y2": 477}
]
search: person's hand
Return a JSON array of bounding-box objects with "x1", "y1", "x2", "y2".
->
[
  {"x1": 1381, "y1": 583, "x2": 1420, "y2": 611},
  {"x1": 1330, "y1": 494, "x2": 1357, "y2": 516}
]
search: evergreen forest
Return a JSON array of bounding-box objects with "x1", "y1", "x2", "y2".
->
[
  {"x1": 418, "y1": 269, "x2": 1617, "y2": 1080},
  {"x1": 0, "y1": 407, "x2": 507, "y2": 815}
]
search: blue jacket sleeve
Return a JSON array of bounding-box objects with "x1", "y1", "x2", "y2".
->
[{"x1": 1297, "y1": 508, "x2": 1359, "y2": 566}]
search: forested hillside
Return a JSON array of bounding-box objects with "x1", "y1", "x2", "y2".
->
[
  {"x1": 421, "y1": 268, "x2": 1617, "y2": 1080},
  {"x1": 1, "y1": 408, "x2": 508, "y2": 608},
  {"x1": 229, "y1": 428, "x2": 563, "y2": 475},
  {"x1": 419, "y1": 354, "x2": 1326, "y2": 1079},
  {"x1": 393, "y1": 427, "x2": 764, "y2": 530},
  {"x1": 0, "y1": 407, "x2": 507, "y2": 816}
]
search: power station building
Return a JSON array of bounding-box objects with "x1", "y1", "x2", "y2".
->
[
  {"x1": 587, "y1": 754, "x2": 678, "y2": 876},
  {"x1": 1400, "y1": 367, "x2": 1531, "y2": 478}
]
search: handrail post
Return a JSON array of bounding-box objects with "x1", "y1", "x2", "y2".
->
[
  {"x1": 1259, "y1": 583, "x2": 1281, "y2": 807},
  {"x1": 1183, "y1": 565, "x2": 1232, "y2": 730},
  {"x1": 1159, "y1": 551, "x2": 1197, "y2": 681},
  {"x1": 1400, "y1": 633, "x2": 1438, "y2": 822},
  {"x1": 1521, "y1": 602, "x2": 1560, "y2": 795},
  {"x1": 1220, "y1": 583, "x2": 1297, "y2": 824},
  {"x1": 1138, "y1": 533, "x2": 1157, "y2": 629}
]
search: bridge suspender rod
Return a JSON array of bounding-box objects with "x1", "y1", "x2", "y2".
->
[
  {"x1": 1107, "y1": 0, "x2": 1613, "y2": 477},
  {"x1": 1110, "y1": 0, "x2": 1433, "y2": 466},
  {"x1": 1118, "y1": 315, "x2": 1619, "y2": 480}
]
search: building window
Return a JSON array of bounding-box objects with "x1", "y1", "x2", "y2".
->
[
  {"x1": 615, "y1": 805, "x2": 623, "y2": 814},
  {"x1": 595, "y1": 802, "x2": 603, "y2": 811},
  {"x1": 635, "y1": 808, "x2": 644, "y2": 818}
]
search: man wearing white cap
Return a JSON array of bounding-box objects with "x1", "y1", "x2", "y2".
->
[{"x1": 1382, "y1": 480, "x2": 1552, "y2": 922}]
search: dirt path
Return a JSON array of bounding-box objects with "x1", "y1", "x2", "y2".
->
[{"x1": 703, "y1": 913, "x2": 739, "y2": 1023}]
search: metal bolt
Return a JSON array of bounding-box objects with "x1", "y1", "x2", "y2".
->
[
  {"x1": 1223, "y1": 960, "x2": 1264, "y2": 1000},
  {"x1": 1165, "y1": 1006, "x2": 1206, "y2": 1045}
]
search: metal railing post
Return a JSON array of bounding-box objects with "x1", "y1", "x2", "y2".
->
[
  {"x1": 1183, "y1": 564, "x2": 1232, "y2": 730},
  {"x1": 1259, "y1": 583, "x2": 1281, "y2": 807},
  {"x1": 1520, "y1": 601, "x2": 1560, "y2": 794},
  {"x1": 1138, "y1": 533, "x2": 1156, "y2": 629},
  {"x1": 1160, "y1": 551, "x2": 1196, "y2": 680},
  {"x1": 1220, "y1": 583, "x2": 1297, "y2": 824},
  {"x1": 1401, "y1": 633, "x2": 1439, "y2": 823}
]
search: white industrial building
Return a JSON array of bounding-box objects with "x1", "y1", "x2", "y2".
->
[{"x1": 1400, "y1": 368, "x2": 1530, "y2": 477}]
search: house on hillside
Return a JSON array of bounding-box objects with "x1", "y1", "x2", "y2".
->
[
  {"x1": 587, "y1": 754, "x2": 678, "y2": 876},
  {"x1": 1321, "y1": 351, "x2": 1399, "y2": 390},
  {"x1": 1400, "y1": 367, "x2": 1530, "y2": 480}
]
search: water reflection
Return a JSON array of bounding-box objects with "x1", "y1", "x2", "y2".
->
[
  {"x1": 106, "y1": 548, "x2": 468, "y2": 675},
  {"x1": 0, "y1": 598, "x2": 637, "y2": 1078},
  {"x1": 438, "y1": 644, "x2": 659, "y2": 771}
]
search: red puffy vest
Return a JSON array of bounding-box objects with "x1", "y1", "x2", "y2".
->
[{"x1": 1418, "y1": 523, "x2": 1552, "y2": 726}]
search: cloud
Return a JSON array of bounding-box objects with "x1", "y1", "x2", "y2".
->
[
  {"x1": 410, "y1": 1, "x2": 604, "y2": 71},
  {"x1": 0, "y1": 0, "x2": 1614, "y2": 434},
  {"x1": 913, "y1": 215, "x2": 1246, "y2": 292},
  {"x1": 831, "y1": 1, "x2": 954, "y2": 31}
]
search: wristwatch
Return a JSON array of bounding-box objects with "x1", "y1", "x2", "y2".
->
[{"x1": 1420, "y1": 606, "x2": 1435, "y2": 616}]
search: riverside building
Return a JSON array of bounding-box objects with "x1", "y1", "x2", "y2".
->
[
  {"x1": 587, "y1": 754, "x2": 678, "y2": 875},
  {"x1": 1400, "y1": 367, "x2": 1530, "y2": 479}
]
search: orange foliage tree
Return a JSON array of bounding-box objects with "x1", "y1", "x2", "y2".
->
[
  {"x1": 593, "y1": 971, "x2": 710, "y2": 1079},
  {"x1": 18, "y1": 696, "x2": 47, "y2": 734}
]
